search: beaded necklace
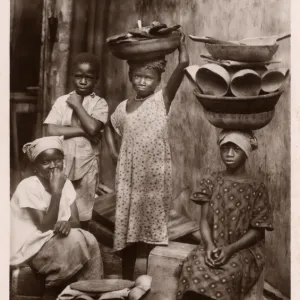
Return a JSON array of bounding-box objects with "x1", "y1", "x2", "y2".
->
[{"x1": 134, "y1": 93, "x2": 154, "y2": 102}]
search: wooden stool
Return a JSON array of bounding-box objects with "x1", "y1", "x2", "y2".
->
[
  {"x1": 147, "y1": 242, "x2": 196, "y2": 299},
  {"x1": 147, "y1": 242, "x2": 265, "y2": 300}
]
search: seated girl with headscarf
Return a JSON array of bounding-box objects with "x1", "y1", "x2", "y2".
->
[
  {"x1": 10, "y1": 136, "x2": 103, "y2": 299},
  {"x1": 176, "y1": 130, "x2": 274, "y2": 300}
]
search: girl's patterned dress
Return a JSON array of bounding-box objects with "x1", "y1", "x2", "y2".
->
[
  {"x1": 177, "y1": 172, "x2": 273, "y2": 300},
  {"x1": 111, "y1": 90, "x2": 172, "y2": 252}
]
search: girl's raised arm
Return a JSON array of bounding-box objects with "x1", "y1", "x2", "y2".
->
[{"x1": 163, "y1": 33, "x2": 189, "y2": 112}]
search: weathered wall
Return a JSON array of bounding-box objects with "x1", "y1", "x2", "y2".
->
[
  {"x1": 99, "y1": 0, "x2": 290, "y2": 295},
  {"x1": 10, "y1": 0, "x2": 43, "y2": 91},
  {"x1": 23, "y1": 0, "x2": 290, "y2": 295}
]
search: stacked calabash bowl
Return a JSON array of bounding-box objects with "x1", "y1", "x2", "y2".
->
[
  {"x1": 186, "y1": 33, "x2": 290, "y2": 130},
  {"x1": 106, "y1": 21, "x2": 181, "y2": 61},
  {"x1": 108, "y1": 31, "x2": 180, "y2": 61}
]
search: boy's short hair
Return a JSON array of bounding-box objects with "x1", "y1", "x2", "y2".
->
[{"x1": 73, "y1": 52, "x2": 100, "y2": 76}]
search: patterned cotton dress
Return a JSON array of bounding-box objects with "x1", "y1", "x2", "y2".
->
[
  {"x1": 111, "y1": 90, "x2": 172, "y2": 252},
  {"x1": 177, "y1": 172, "x2": 273, "y2": 300}
]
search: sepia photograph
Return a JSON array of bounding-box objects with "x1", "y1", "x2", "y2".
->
[{"x1": 9, "y1": 1, "x2": 291, "y2": 300}]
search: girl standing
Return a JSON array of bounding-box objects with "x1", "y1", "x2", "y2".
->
[
  {"x1": 10, "y1": 137, "x2": 103, "y2": 299},
  {"x1": 105, "y1": 34, "x2": 189, "y2": 279},
  {"x1": 177, "y1": 130, "x2": 273, "y2": 300}
]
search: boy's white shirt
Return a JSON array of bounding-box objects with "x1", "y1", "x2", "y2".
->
[
  {"x1": 43, "y1": 92, "x2": 109, "y2": 180},
  {"x1": 44, "y1": 91, "x2": 108, "y2": 127}
]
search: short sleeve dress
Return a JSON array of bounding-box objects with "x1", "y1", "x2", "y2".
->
[
  {"x1": 10, "y1": 176, "x2": 76, "y2": 265},
  {"x1": 177, "y1": 172, "x2": 273, "y2": 300},
  {"x1": 10, "y1": 176, "x2": 104, "y2": 286},
  {"x1": 111, "y1": 90, "x2": 172, "y2": 252}
]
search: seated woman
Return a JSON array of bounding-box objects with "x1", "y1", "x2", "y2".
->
[
  {"x1": 10, "y1": 136, "x2": 103, "y2": 299},
  {"x1": 176, "y1": 130, "x2": 273, "y2": 300}
]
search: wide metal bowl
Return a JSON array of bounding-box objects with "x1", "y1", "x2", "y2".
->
[
  {"x1": 108, "y1": 32, "x2": 181, "y2": 61},
  {"x1": 194, "y1": 88, "x2": 284, "y2": 114},
  {"x1": 70, "y1": 279, "x2": 135, "y2": 293},
  {"x1": 204, "y1": 109, "x2": 275, "y2": 130},
  {"x1": 205, "y1": 43, "x2": 279, "y2": 62}
]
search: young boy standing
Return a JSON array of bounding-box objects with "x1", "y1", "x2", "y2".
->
[{"x1": 44, "y1": 53, "x2": 108, "y2": 229}]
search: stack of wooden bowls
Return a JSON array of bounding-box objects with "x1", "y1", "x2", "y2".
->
[
  {"x1": 186, "y1": 33, "x2": 290, "y2": 130},
  {"x1": 108, "y1": 32, "x2": 181, "y2": 61},
  {"x1": 107, "y1": 21, "x2": 181, "y2": 61}
]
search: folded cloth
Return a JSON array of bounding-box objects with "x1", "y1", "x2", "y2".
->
[
  {"x1": 57, "y1": 287, "x2": 131, "y2": 300},
  {"x1": 70, "y1": 279, "x2": 135, "y2": 294},
  {"x1": 74, "y1": 296, "x2": 95, "y2": 300},
  {"x1": 129, "y1": 275, "x2": 152, "y2": 300},
  {"x1": 99, "y1": 288, "x2": 130, "y2": 300},
  {"x1": 22, "y1": 136, "x2": 64, "y2": 162},
  {"x1": 57, "y1": 285, "x2": 97, "y2": 300},
  {"x1": 57, "y1": 276, "x2": 152, "y2": 300},
  {"x1": 128, "y1": 286, "x2": 150, "y2": 300}
]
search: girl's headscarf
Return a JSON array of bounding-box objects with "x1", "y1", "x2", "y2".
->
[
  {"x1": 128, "y1": 58, "x2": 167, "y2": 79},
  {"x1": 218, "y1": 130, "x2": 258, "y2": 157},
  {"x1": 22, "y1": 136, "x2": 64, "y2": 162}
]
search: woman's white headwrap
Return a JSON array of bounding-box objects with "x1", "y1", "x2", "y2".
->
[
  {"x1": 22, "y1": 136, "x2": 64, "y2": 162},
  {"x1": 218, "y1": 130, "x2": 258, "y2": 157}
]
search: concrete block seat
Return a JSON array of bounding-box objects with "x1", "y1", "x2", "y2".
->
[{"x1": 147, "y1": 241, "x2": 265, "y2": 300}]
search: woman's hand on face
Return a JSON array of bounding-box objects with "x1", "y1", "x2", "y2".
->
[
  {"x1": 50, "y1": 168, "x2": 67, "y2": 194},
  {"x1": 54, "y1": 221, "x2": 71, "y2": 236},
  {"x1": 213, "y1": 246, "x2": 234, "y2": 266}
]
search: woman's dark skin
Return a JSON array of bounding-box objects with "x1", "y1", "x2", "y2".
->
[
  {"x1": 47, "y1": 62, "x2": 103, "y2": 144},
  {"x1": 28, "y1": 149, "x2": 80, "y2": 235},
  {"x1": 105, "y1": 33, "x2": 189, "y2": 280},
  {"x1": 202, "y1": 142, "x2": 264, "y2": 268},
  {"x1": 105, "y1": 33, "x2": 189, "y2": 164}
]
